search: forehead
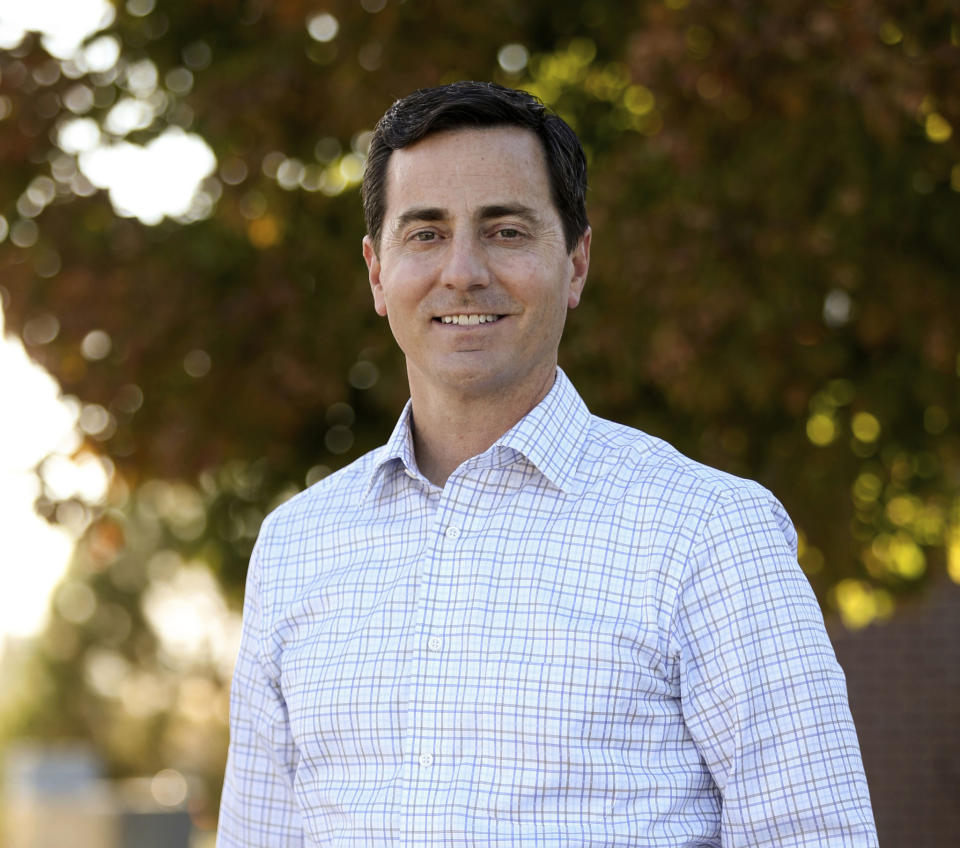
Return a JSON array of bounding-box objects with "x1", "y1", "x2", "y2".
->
[{"x1": 383, "y1": 126, "x2": 553, "y2": 218}]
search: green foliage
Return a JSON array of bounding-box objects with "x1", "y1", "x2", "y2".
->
[{"x1": 2, "y1": 0, "x2": 959, "y2": 804}]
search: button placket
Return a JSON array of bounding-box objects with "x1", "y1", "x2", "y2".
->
[
  {"x1": 405, "y1": 492, "x2": 442, "y2": 791},
  {"x1": 409, "y1": 495, "x2": 464, "y2": 788}
]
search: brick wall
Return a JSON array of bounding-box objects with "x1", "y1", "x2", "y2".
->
[{"x1": 829, "y1": 578, "x2": 960, "y2": 848}]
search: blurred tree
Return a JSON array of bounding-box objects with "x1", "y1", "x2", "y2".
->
[{"x1": 1, "y1": 0, "x2": 959, "y2": 822}]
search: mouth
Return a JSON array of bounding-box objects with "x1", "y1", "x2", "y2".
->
[{"x1": 433, "y1": 313, "x2": 505, "y2": 326}]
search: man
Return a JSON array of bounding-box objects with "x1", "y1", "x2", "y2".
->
[{"x1": 217, "y1": 82, "x2": 877, "y2": 846}]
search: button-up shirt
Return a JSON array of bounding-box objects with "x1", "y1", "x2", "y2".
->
[{"x1": 217, "y1": 369, "x2": 877, "y2": 847}]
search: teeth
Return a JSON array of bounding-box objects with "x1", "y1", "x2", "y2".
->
[{"x1": 440, "y1": 314, "x2": 500, "y2": 325}]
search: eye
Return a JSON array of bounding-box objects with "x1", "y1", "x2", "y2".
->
[
  {"x1": 412, "y1": 231, "x2": 436, "y2": 242},
  {"x1": 496, "y1": 227, "x2": 523, "y2": 239}
]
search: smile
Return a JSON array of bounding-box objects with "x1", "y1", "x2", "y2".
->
[{"x1": 436, "y1": 314, "x2": 503, "y2": 325}]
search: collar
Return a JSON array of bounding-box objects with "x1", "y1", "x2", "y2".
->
[
  {"x1": 363, "y1": 367, "x2": 590, "y2": 498},
  {"x1": 363, "y1": 397, "x2": 419, "y2": 499},
  {"x1": 493, "y1": 367, "x2": 590, "y2": 495}
]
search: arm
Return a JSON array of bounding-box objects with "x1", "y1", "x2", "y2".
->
[
  {"x1": 217, "y1": 535, "x2": 304, "y2": 847},
  {"x1": 672, "y1": 485, "x2": 878, "y2": 847}
]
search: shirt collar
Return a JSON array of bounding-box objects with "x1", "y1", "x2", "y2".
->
[
  {"x1": 364, "y1": 367, "x2": 590, "y2": 498},
  {"x1": 364, "y1": 398, "x2": 419, "y2": 498},
  {"x1": 494, "y1": 367, "x2": 590, "y2": 495}
]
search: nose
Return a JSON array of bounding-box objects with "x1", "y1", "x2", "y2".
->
[{"x1": 438, "y1": 233, "x2": 490, "y2": 290}]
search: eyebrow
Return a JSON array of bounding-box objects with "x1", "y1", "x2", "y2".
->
[
  {"x1": 478, "y1": 203, "x2": 542, "y2": 224},
  {"x1": 393, "y1": 203, "x2": 544, "y2": 230},
  {"x1": 395, "y1": 207, "x2": 446, "y2": 229}
]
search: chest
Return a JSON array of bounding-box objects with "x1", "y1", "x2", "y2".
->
[{"x1": 269, "y1": 481, "x2": 687, "y2": 720}]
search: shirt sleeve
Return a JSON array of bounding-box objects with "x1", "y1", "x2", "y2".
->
[
  {"x1": 671, "y1": 485, "x2": 878, "y2": 847},
  {"x1": 217, "y1": 532, "x2": 305, "y2": 847}
]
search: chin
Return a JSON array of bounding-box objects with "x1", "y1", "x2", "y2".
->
[{"x1": 433, "y1": 364, "x2": 513, "y2": 396}]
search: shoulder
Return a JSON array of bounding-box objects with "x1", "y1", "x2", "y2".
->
[
  {"x1": 256, "y1": 446, "x2": 382, "y2": 542},
  {"x1": 582, "y1": 415, "x2": 776, "y2": 511},
  {"x1": 577, "y1": 414, "x2": 796, "y2": 557},
  {"x1": 247, "y1": 446, "x2": 388, "y2": 610}
]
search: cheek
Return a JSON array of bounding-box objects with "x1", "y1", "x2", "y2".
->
[
  {"x1": 378, "y1": 272, "x2": 416, "y2": 317},
  {"x1": 380, "y1": 257, "x2": 437, "y2": 304},
  {"x1": 383, "y1": 310, "x2": 415, "y2": 359}
]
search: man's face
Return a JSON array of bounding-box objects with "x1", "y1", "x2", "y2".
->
[{"x1": 362, "y1": 126, "x2": 590, "y2": 405}]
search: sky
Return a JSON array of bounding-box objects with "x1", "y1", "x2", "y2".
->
[
  {"x1": 0, "y1": 0, "x2": 216, "y2": 641},
  {"x1": 0, "y1": 313, "x2": 105, "y2": 638}
]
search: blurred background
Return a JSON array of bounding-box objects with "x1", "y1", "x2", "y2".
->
[{"x1": 1, "y1": 0, "x2": 958, "y2": 845}]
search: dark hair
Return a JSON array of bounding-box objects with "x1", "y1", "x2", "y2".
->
[{"x1": 362, "y1": 81, "x2": 588, "y2": 253}]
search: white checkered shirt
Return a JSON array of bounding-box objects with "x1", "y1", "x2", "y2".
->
[{"x1": 217, "y1": 368, "x2": 877, "y2": 847}]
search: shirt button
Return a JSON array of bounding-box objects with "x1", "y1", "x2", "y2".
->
[
  {"x1": 418, "y1": 753, "x2": 434, "y2": 767},
  {"x1": 404, "y1": 468, "x2": 417, "y2": 479},
  {"x1": 444, "y1": 525, "x2": 461, "y2": 539},
  {"x1": 427, "y1": 635, "x2": 442, "y2": 651}
]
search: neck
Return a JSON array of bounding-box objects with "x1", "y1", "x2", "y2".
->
[{"x1": 408, "y1": 366, "x2": 557, "y2": 487}]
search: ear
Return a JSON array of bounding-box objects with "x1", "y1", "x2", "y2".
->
[
  {"x1": 362, "y1": 235, "x2": 388, "y2": 317},
  {"x1": 567, "y1": 226, "x2": 591, "y2": 309}
]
